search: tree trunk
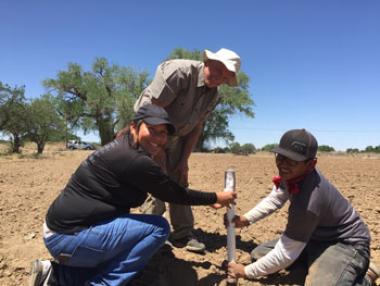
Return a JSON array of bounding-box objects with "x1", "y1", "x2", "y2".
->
[
  {"x1": 12, "y1": 134, "x2": 21, "y2": 153},
  {"x1": 37, "y1": 142, "x2": 45, "y2": 154},
  {"x1": 64, "y1": 114, "x2": 68, "y2": 148},
  {"x1": 97, "y1": 117, "x2": 114, "y2": 146}
]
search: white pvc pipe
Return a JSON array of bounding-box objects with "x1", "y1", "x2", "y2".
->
[{"x1": 224, "y1": 168, "x2": 237, "y2": 285}]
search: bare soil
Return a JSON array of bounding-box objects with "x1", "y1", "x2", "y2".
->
[{"x1": 0, "y1": 143, "x2": 379, "y2": 285}]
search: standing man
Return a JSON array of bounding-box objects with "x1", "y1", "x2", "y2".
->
[{"x1": 134, "y1": 48, "x2": 241, "y2": 253}]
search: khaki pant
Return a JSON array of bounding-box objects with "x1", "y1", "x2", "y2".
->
[{"x1": 142, "y1": 136, "x2": 194, "y2": 240}]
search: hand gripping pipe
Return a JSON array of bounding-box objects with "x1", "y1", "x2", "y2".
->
[{"x1": 224, "y1": 168, "x2": 237, "y2": 285}]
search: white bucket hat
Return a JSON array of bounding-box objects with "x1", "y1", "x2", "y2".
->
[{"x1": 203, "y1": 48, "x2": 241, "y2": 86}]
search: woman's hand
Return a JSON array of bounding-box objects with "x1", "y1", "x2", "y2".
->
[
  {"x1": 214, "y1": 191, "x2": 237, "y2": 208},
  {"x1": 228, "y1": 261, "x2": 247, "y2": 279}
]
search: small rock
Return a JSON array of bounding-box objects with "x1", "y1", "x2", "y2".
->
[
  {"x1": 24, "y1": 232, "x2": 36, "y2": 240},
  {"x1": 4, "y1": 270, "x2": 12, "y2": 276},
  {"x1": 0, "y1": 261, "x2": 6, "y2": 270}
]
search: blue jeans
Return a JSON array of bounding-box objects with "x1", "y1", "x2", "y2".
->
[
  {"x1": 251, "y1": 239, "x2": 371, "y2": 286},
  {"x1": 44, "y1": 214, "x2": 170, "y2": 286}
]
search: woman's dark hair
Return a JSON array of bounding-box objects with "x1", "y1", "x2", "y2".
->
[
  {"x1": 115, "y1": 120, "x2": 143, "y2": 139},
  {"x1": 115, "y1": 126, "x2": 131, "y2": 139}
]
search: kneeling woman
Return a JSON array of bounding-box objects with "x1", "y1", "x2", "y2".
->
[{"x1": 30, "y1": 104, "x2": 236, "y2": 286}]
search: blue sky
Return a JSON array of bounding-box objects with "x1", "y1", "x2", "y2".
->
[{"x1": 1, "y1": 1, "x2": 379, "y2": 151}]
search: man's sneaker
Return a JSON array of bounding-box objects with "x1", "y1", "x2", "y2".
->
[
  {"x1": 169, "y1": 236, "x2": 206, "y2": 253},
  {"x1": 185, "y1": 238, "x2": 206, "y2": 253},
  {"x1": 366, "y1": 262, "x2": 380, "y2": 285},
  {"x1": 29, "y1": 259, "x2": 52, "y2": 286}
]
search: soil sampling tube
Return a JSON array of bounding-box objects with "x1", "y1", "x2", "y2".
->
[{"x1": 224, "y1": 168, "x2": 237, "y2": 285}]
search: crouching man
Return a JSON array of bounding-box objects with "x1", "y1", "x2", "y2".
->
[{"x1": 227, "y1": 129, "x2": 379, "y2": 286}]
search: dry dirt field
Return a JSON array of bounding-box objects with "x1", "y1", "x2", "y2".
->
[{"x1": 0, "y1": 143, "x2": 379, "y2": 286}]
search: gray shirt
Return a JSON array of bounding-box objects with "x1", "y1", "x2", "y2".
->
[
  {"x1": 243, "y1": 169, "x2": 370, "y2": 278},
  {"x1": 134, "y1": 59, "x2": 220, "y2": 137},
  {"x1": 285, "y1": 169, "x2": 370, "y2": 244}
]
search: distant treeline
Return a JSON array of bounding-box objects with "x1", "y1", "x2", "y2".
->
[
  {"x1": 206, "y1": 143, "x2": 380, "y2": 155},
  {"x1": 1, "y1": 139, "x2": 379, "y2": 156}
]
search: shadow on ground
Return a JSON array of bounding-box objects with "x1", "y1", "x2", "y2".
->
[
  {"x1": 193, "y1": 228, "x2": 257, "y2": 253},
  {"x1": 130, "y1": 230, "x2": 307, "y2": 286},
  {"x1": 129, "y1": 244, "x2": 201, "y2": 286}
]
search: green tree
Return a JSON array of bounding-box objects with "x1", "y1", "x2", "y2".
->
[
  {"x1": 26, "y1": 94, "x2": 65, "y2": 154},
  {"x1": 318, "y1": 145, "x2": 335, "y2": 152},
  {"x1": 346, "y1": 148, "x2": 360, "y2": 154},
  {"x1": 0, "y1": 82, "x2": 12, "y2": 129},
  {"x1": 167, "y1": 48, "x2": 255, "y2": 151},
  {"x1": 44, "y1": 58, "x2": 149, "y2": 145},
  {"x1": 202, "y1": 109, "x2": 235, "y2": 149},
  {"x1": 364, "y1": 145, "x2": 380, "y2": 153},
  {"x1": 167, "y1": 48, "x2": 203, "y2": 61},
  {"x1": 229, "y1": 142, "x2": 242, "y2": 155},
  {"x1": 365, "y1": 146, "x2": 374, "y2": 152},
  {"x1": 241, "y1": 143, "x2": 256, "y2": 155},
  {"x1": 229, "y1": 142, "x2": 255, "y2": 155},
  {"x1": 0, "y1": 82, "x2": 28, "y2": 153},
  {"x1": 261, "y1": 143, "x2": 277, "y2": 152}
]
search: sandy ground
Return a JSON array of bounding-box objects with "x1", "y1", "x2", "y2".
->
[{"x1": 0, "y1": 143, "x2": 379, "y2": 285}]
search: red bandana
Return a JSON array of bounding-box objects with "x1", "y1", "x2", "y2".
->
[{"x1": 272, "y1": 175, "x2": 307, "y2": 195}]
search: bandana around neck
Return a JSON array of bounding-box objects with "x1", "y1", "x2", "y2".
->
[{"x1": 272, "y1": 175, "x2": 307, "y2": 195}]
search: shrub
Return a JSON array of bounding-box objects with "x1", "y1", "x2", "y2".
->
[{"x1": 318, "y1": 145, "x2": 335, "y2": 152}]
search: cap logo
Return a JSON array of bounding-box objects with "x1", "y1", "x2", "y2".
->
[{"x1": 290, "y1": 141, "x2": 307, "y2": 155}]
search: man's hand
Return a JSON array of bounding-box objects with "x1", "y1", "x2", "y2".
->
[
  {"x1": 228, "y1": 261, "x2": 247, "y2": 279},
  {"x1": 224, "y1": 214, "x2": 250, "y2": 228},
  {"x1": 175, "y1": 159, "x2": 189, "y2": 186}
]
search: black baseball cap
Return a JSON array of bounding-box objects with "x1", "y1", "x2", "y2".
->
[
  {"x1": 272, "y1": 129, "x2": 318, "y2": 161},
  {"x1": 134, "y1": 104, "x2": 175, "y2": 135}
]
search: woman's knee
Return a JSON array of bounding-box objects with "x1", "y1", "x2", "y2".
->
[{"x1": 152, "y1": 216, "x2": 170, "y2": 238}]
